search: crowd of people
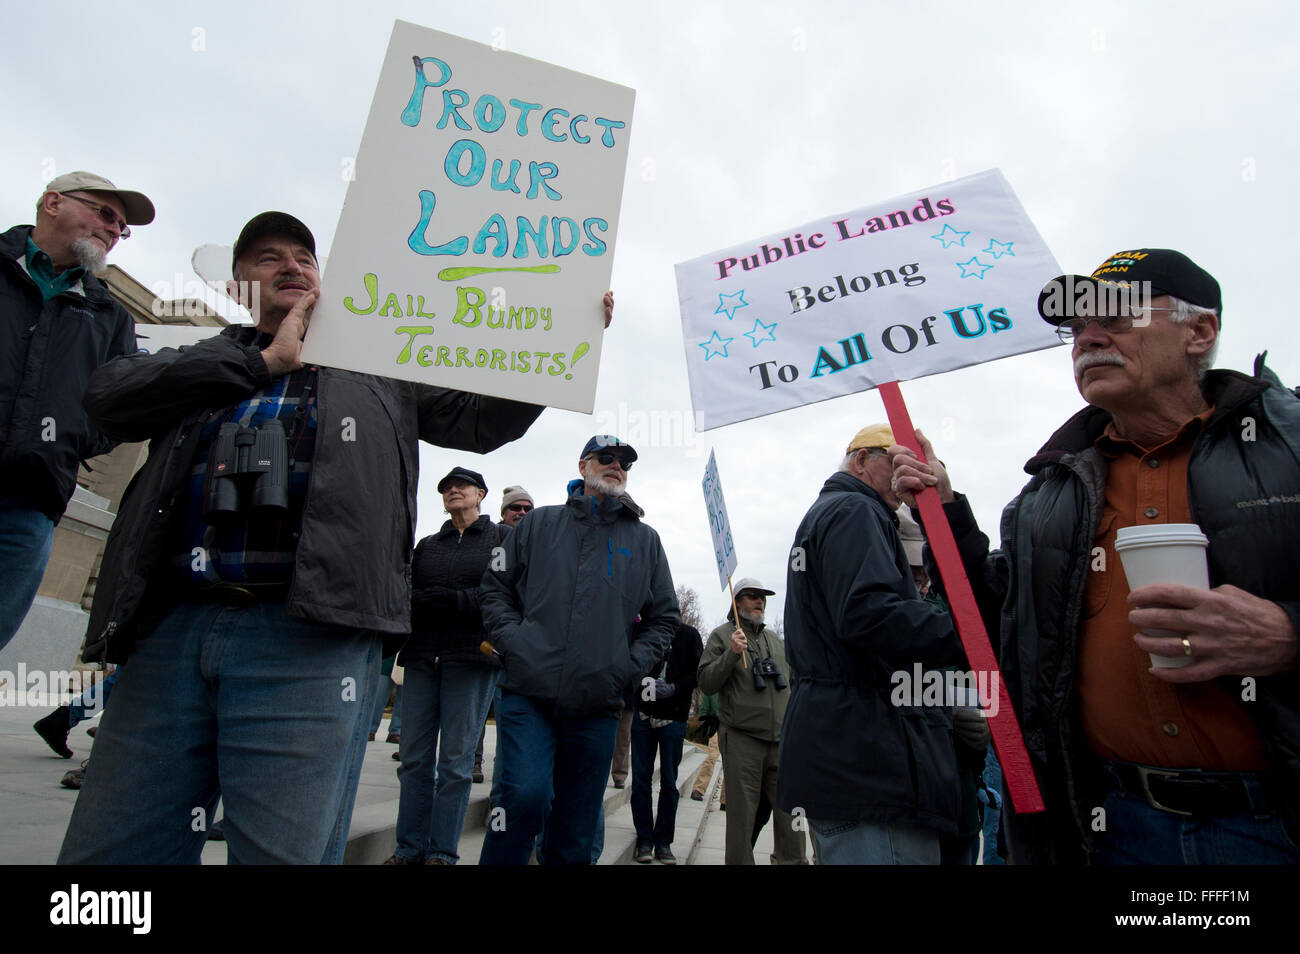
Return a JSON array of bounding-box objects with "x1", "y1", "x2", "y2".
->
[{"x1": 4, "y1": 171, "x2": 1297, "y2": 865}]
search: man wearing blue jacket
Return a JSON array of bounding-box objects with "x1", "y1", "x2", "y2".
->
[{"x1": 479, "y1": 435, "x2": 679, "y2": 865}]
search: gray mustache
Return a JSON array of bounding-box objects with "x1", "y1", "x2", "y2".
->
[{"x1": 1075, "y1": 352, "x2": 1127, "y2": 376}]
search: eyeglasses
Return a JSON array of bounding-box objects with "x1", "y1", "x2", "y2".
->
[
  {"x1": 859, "y1": 446, "x2": 890, "y2": 459},
  {"x1": 60, "y1": 193, "x2": 131, "y2": 238},
  {"x1": 506, "y1": 503, "x2": 532, "y2": 513},
  {"x1": 1055, "y1": 307, "x2": 1175, "y2": 343},
  {"x1": 587, "y1": 452, "x2": 633, "y2": 471}
]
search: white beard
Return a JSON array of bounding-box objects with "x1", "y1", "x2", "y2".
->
[
  {"x1": 738, "y1": 609, "x2": 765, "y2": 625},
  {"x1": 585, "y1": 474, "x2": 626, "y2": 497},
  {"x1": 70, "y1": 237, "x2": 107, "y2": 273}
]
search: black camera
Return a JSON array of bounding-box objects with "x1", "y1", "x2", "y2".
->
[
  {"x1": 202, "y1": 418, "x2": 289, "y2": 525},
  {"x1": 752, "y1": 656, "x2": 788, "y2": 691}
]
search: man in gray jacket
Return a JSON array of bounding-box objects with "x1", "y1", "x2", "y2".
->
[
  {"x1": 57, "y1": 212, "x2": 550, "y2": 865},
  {"x1": 479, "y1": 435, "x2": 678, "y2": 865}
]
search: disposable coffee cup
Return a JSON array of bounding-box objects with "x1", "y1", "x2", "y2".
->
[{"x1": 1114, "y1": 524, "x2": 1209, "y2": 668}]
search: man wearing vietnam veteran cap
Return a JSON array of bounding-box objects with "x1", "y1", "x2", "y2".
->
[
  {"x1": 57, "y1": 212, "x2": 548, "y2": 864},
  {"x1": 776, "y1": 425, "x2": 964, "y2": 864},
  {"x1": 894, "y1": 248, "x2": 1300, "y2": 864},
  {"x1": 478, "y1": 435, "x2": 679, "y2": 864},
  {"x1": 0, "y1": 171, "x2": 154, "y2": 650}
]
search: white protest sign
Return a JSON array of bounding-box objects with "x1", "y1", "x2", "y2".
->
[
  {"x1": 302, "y1": 21, "x2": 635, "y2": 413},
  {"x1": 702, "y1": 450, "x2": 738, "y2": 591},
  {"x1": 674, "y1": 169, "x2": 1062, "y2": 430}
]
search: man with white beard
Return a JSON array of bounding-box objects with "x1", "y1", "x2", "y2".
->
[
  {"x1": 698, "y1": 577, "x2": 807, "y2": 864},
  {"x1": 479, "y1": 435, "x2": 679, "y2": 865},
  {"x1": 0, "y1": 171, "x2": 153, "y2": 650}
]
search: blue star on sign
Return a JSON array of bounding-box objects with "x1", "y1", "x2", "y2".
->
[
  {"x1": 957, "y1": 257, "x2": 993, "y2": 279},
  {"x1": 744, "y1": 317, "x2": 777, "y2": 347},
  {"x1": 984, "y1": 238, "x2": 1015, "y2": 259},
  {"x1": 699, "y1": 330, "x2": 734, "y2": 360},
  {"x1": 931, "y1": 224, "x2": 970, "y2": 248},
  {"x1": 714, "y1": 290, "x2": 750, "y2": 320}
]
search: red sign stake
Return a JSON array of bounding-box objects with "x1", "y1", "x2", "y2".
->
[{"x1": 879, "y1": 380, "x2": 1045, "y2": 814}]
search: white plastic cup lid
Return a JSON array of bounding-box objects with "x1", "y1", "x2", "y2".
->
[{"x1": 1114, "y1": 523, "x2": 1208, "y2": 551}]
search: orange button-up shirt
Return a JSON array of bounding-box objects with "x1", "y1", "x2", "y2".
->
[{"x1": 1075, "y1": 406, "x2": 1271, "y2": 770}]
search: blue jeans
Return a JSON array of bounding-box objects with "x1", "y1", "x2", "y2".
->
[
  {"x1": 0, "y1": 497, "x2": 55, "y2": 651},
  {"x1": 981, "y1": 743, "x2": 1004, "y2": 865},
  {"x1": 479, "y1": 690, "x2": 618, "y2": 866},
  {"x1": 56, "y1": 600, "x2": 380, "y2": 864},
  {"x1": 630, "y1": 715, "x2": 687, "y2": 847},
  {"x1": 393, "y1": 662, "x2": 498, "y2": 863},
  {"x1": 367, "y1": 668, "x2": 402, "y2": 736},
  {"x1": 1091, "y1": 783, "x2": 1300, "y2": 865},
  {"x1": 68, "y1": 667, "x2": 119, "y2": 726},
  {"x1": 809, "y1": 818, "x2": 941, "y2": 865}
]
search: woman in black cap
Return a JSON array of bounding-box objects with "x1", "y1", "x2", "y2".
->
[{"x1": 385, "y1": 467, "x2": 504, "y2": 865}]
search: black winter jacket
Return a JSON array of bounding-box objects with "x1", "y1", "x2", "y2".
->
[
  {"x1": 81, "y1": 324, "x2": 542, "y2": 663},
  {"x1": 1, "y1": 225, "x2": 135, "y2": 519},
  {"x1": 634, "y1": 623, "x2": 702, "y2": 722},
  {"x1": 401, "y1": 514, "x2": 505, "y2": 669},
  {"x1": 777, "y1": 471, "x2": 966, "y2": 833},
  {"x1": 942, "y1": 361, "x2": 1300, "y2": 864},
  {"x1": 480, "y1": 481, "x2": 679, "y2": 720}
]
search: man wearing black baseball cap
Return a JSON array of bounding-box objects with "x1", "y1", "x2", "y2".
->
[
  {"x1": 1, "y1": 171, "x2": 155, "y2": 652},
  {"x1": 58, "y1": 211, "x2": 546, "y2": 865},
  {"x1": 893, "y1": 247, "x2": 1300, "y2": 865},
  {"x1": 479, "y1": 434, "x2": 679, "y2": 865}
]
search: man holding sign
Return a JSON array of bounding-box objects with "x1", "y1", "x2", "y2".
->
[
  {"x1": 58, "y1": 211, "x2": 550, "y2": 865},
  {"x1": 778, "y1": 425, "x2": 967, "y2": 864},
  {"x1": 893, "y1": 249, "x2": 1300, "y2": 865},
  {"x1": 698, "y1": 576, "x2": 806, "y2": 865}
]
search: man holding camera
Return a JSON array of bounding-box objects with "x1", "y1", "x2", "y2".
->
[
  {"x1": 697, "y1": 577, "x2": 806, "y2": 864},
  {"x1": 57, "y1": 212, "x2": 547, "y2": 864}
]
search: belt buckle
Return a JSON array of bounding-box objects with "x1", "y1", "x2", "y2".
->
[
  {"x1": 210, "y1": 583, "x2": 258, "y2": 607},
  {"x1": 1136, "y1": 766, "x2": 1195, "y2": 817}
]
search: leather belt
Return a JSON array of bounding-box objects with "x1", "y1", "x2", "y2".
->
[
  {"x1": 1104, "y1": 759, "x2": 1280, "y2": 818},
  {"x1": 192, "y1": 582, "x2": 291, "y2": 607}
]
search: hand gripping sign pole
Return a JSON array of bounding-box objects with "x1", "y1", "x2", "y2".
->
[{"x1": 879, "y1": 380, "x2": 1043, "y2": 814}]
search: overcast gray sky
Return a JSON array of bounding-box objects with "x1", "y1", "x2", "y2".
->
[{"x1": 4, "y1": 0, "x2": 1296, "y2": 628}]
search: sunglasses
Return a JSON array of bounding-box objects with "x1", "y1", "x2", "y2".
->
[
  {"x1": 506, "y1": 503, "x2": 532, "y2": 513},
  {"x1": 586, "y1": 451, "x2": 633, "y2": 471},
  {"x1": 61, "y1": 193, "x2": 131, "y2": 238}
]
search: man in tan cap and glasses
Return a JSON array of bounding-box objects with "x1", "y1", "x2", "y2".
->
[
  {"x1": 777, "y1": 424, "x2": 965, "y2": 864},
  {"x1": 0, "y1": 171, "x2": 155, "y2": 650}
]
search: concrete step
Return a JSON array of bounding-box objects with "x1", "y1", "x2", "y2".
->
[
  {"x1": 449, "y1": 743, "x2": 709, "y2": 865},
  {"x1": 339, "y1": 724, "x2": 714, "y2": 864}
]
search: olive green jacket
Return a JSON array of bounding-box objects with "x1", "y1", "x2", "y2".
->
[{"x1": 697, "y1": 616, "x2": 791, "y2": 743}]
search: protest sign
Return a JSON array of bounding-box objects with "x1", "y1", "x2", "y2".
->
[
  {"x1": 702, "y1": 450, "x2": 738, "y2": 591},
  {"x1": 675, "y1": 169, "x2": 1061, "y2": 430},
  {"x1": 302, "y1": 20, "x2": 635, "y2": 413}
]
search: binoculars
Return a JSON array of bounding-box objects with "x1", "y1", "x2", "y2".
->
[
  {"x1": 202, "y1": 419, "x2": 289, "y2": 524},
  {"x1": 752, "y1": 656, "x2": 788, "y2": 691}
]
